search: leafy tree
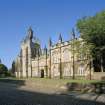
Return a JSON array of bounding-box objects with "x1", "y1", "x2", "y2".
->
[
  {"x1": 76, "y1": 10, "x2": 105, "y2": 72},
  {"x1": 70, "y1": 36, "x2": 93, "y2": 79},
  {"x1": 0, "y1": 64, "x2": 8, "y2": 77}
]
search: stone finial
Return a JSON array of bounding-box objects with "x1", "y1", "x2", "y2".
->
[
  {"x1": 58, "y1": 33, "x2": 62, "y2": 43},
  {"x1": 71, "y1": 28, "x2": 76, "y2": 39},
  {"x1": 28, "y1": 26, "x2": 33, "y2": 40},
  {"x1": 44, "y1": 45, "x2": 47, "y2": 54},
  {"x1": 49, "y1": 37, "x2": 52, "y2": 47}
]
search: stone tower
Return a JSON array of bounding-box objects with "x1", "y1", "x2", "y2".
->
[{"x1": 21, "y1": 27, "x2": 40, "y2": 78}]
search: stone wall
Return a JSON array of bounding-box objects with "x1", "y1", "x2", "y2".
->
[{"x1": 93, "y1": 72, "x2": 105, "y2": 80}]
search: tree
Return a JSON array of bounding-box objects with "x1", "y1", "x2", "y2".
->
[
  {"x1": 70, "y1": 28, "x2": 93, "y2": 79},
  {"x1": 76, "y1": 10, "x2": 105, "y2": 72},
  {"x1": 70, "y1": 36, "x2": 93, "y2": 79},
  {"x1": 0, "y1": 64, "x2": 8, "y2": 77}
]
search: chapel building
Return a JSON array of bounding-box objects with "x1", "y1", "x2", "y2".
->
[{"x1": 13, "y1": 27, "x2": 104, "y2": 80}]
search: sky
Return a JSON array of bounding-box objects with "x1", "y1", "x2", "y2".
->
[{"x1": 0, "y1": 0, "x2": 105, "y2": 69}]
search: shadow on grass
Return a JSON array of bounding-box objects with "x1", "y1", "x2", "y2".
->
[
  {"x1": 0, "y1": 78, "x2": 25, "y2": 86},
  {"x1": 0, "y1": 78, "x2": 105, "y2": 105}
]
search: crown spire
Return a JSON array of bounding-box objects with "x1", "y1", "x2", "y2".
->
[{"x1": 28, "y1": 26, "x2": 33, "y2": 40}]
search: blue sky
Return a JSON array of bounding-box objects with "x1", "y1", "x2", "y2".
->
[{"x1": 0, "y1": 0, "x2": 105, "y2": 68}]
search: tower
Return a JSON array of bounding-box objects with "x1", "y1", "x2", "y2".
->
[
  {"x1": 21, "y1": 27, "x2": 34, "y2": 78},
  {"x1": 27, "y1": 27, "x2": 33, "y2": 77},
  {"x1": 21, "y1": 27, "x2": 41, "y2": 78}
]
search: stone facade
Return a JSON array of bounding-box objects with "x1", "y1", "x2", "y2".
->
[{"x1": 13, "y1": 27, "x2": 94, "y2": 79}]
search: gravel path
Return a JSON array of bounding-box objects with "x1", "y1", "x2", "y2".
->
[{"x1": 0, "y1": 79, "x2": 105, "y2": 105}]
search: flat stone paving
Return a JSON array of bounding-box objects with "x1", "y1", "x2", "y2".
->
[{"x1": 0, "y1": 80, "x2": 105, "y2": 105}]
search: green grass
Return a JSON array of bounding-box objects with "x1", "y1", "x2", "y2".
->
[
  {"x1": 1, "y1": 77, "x2": 104, "y2": 85},
  {"x1": 14, "y1": 77, "x2": 103, "y2": 84}
]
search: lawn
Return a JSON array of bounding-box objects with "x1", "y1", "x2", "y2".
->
[
  {"x1": 0, "y1": 77, "x2": 104, "y2": 87},
  {"x1": 0, "y1": 77, "x2": 105, "y2": 94},
  {"x1": 14, "y1": 77, "x2": 104, "y2": 85}
]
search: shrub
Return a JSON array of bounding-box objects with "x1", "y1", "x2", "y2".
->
[{"x1": 0, "y1": 64, "x2": 8, "y2": 77}]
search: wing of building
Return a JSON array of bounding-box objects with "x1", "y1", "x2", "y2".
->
[{"x1": 12, "y1": 27, "x2": 104, "y2": 80}]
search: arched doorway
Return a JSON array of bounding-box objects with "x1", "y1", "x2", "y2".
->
[{"x1": 41, "y1": 69, "x2": 44, "y2": 78}]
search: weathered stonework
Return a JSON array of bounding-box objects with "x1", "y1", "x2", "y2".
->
[{"x1": 13, "y1": 27, "x2": 100, "y2": 79}]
